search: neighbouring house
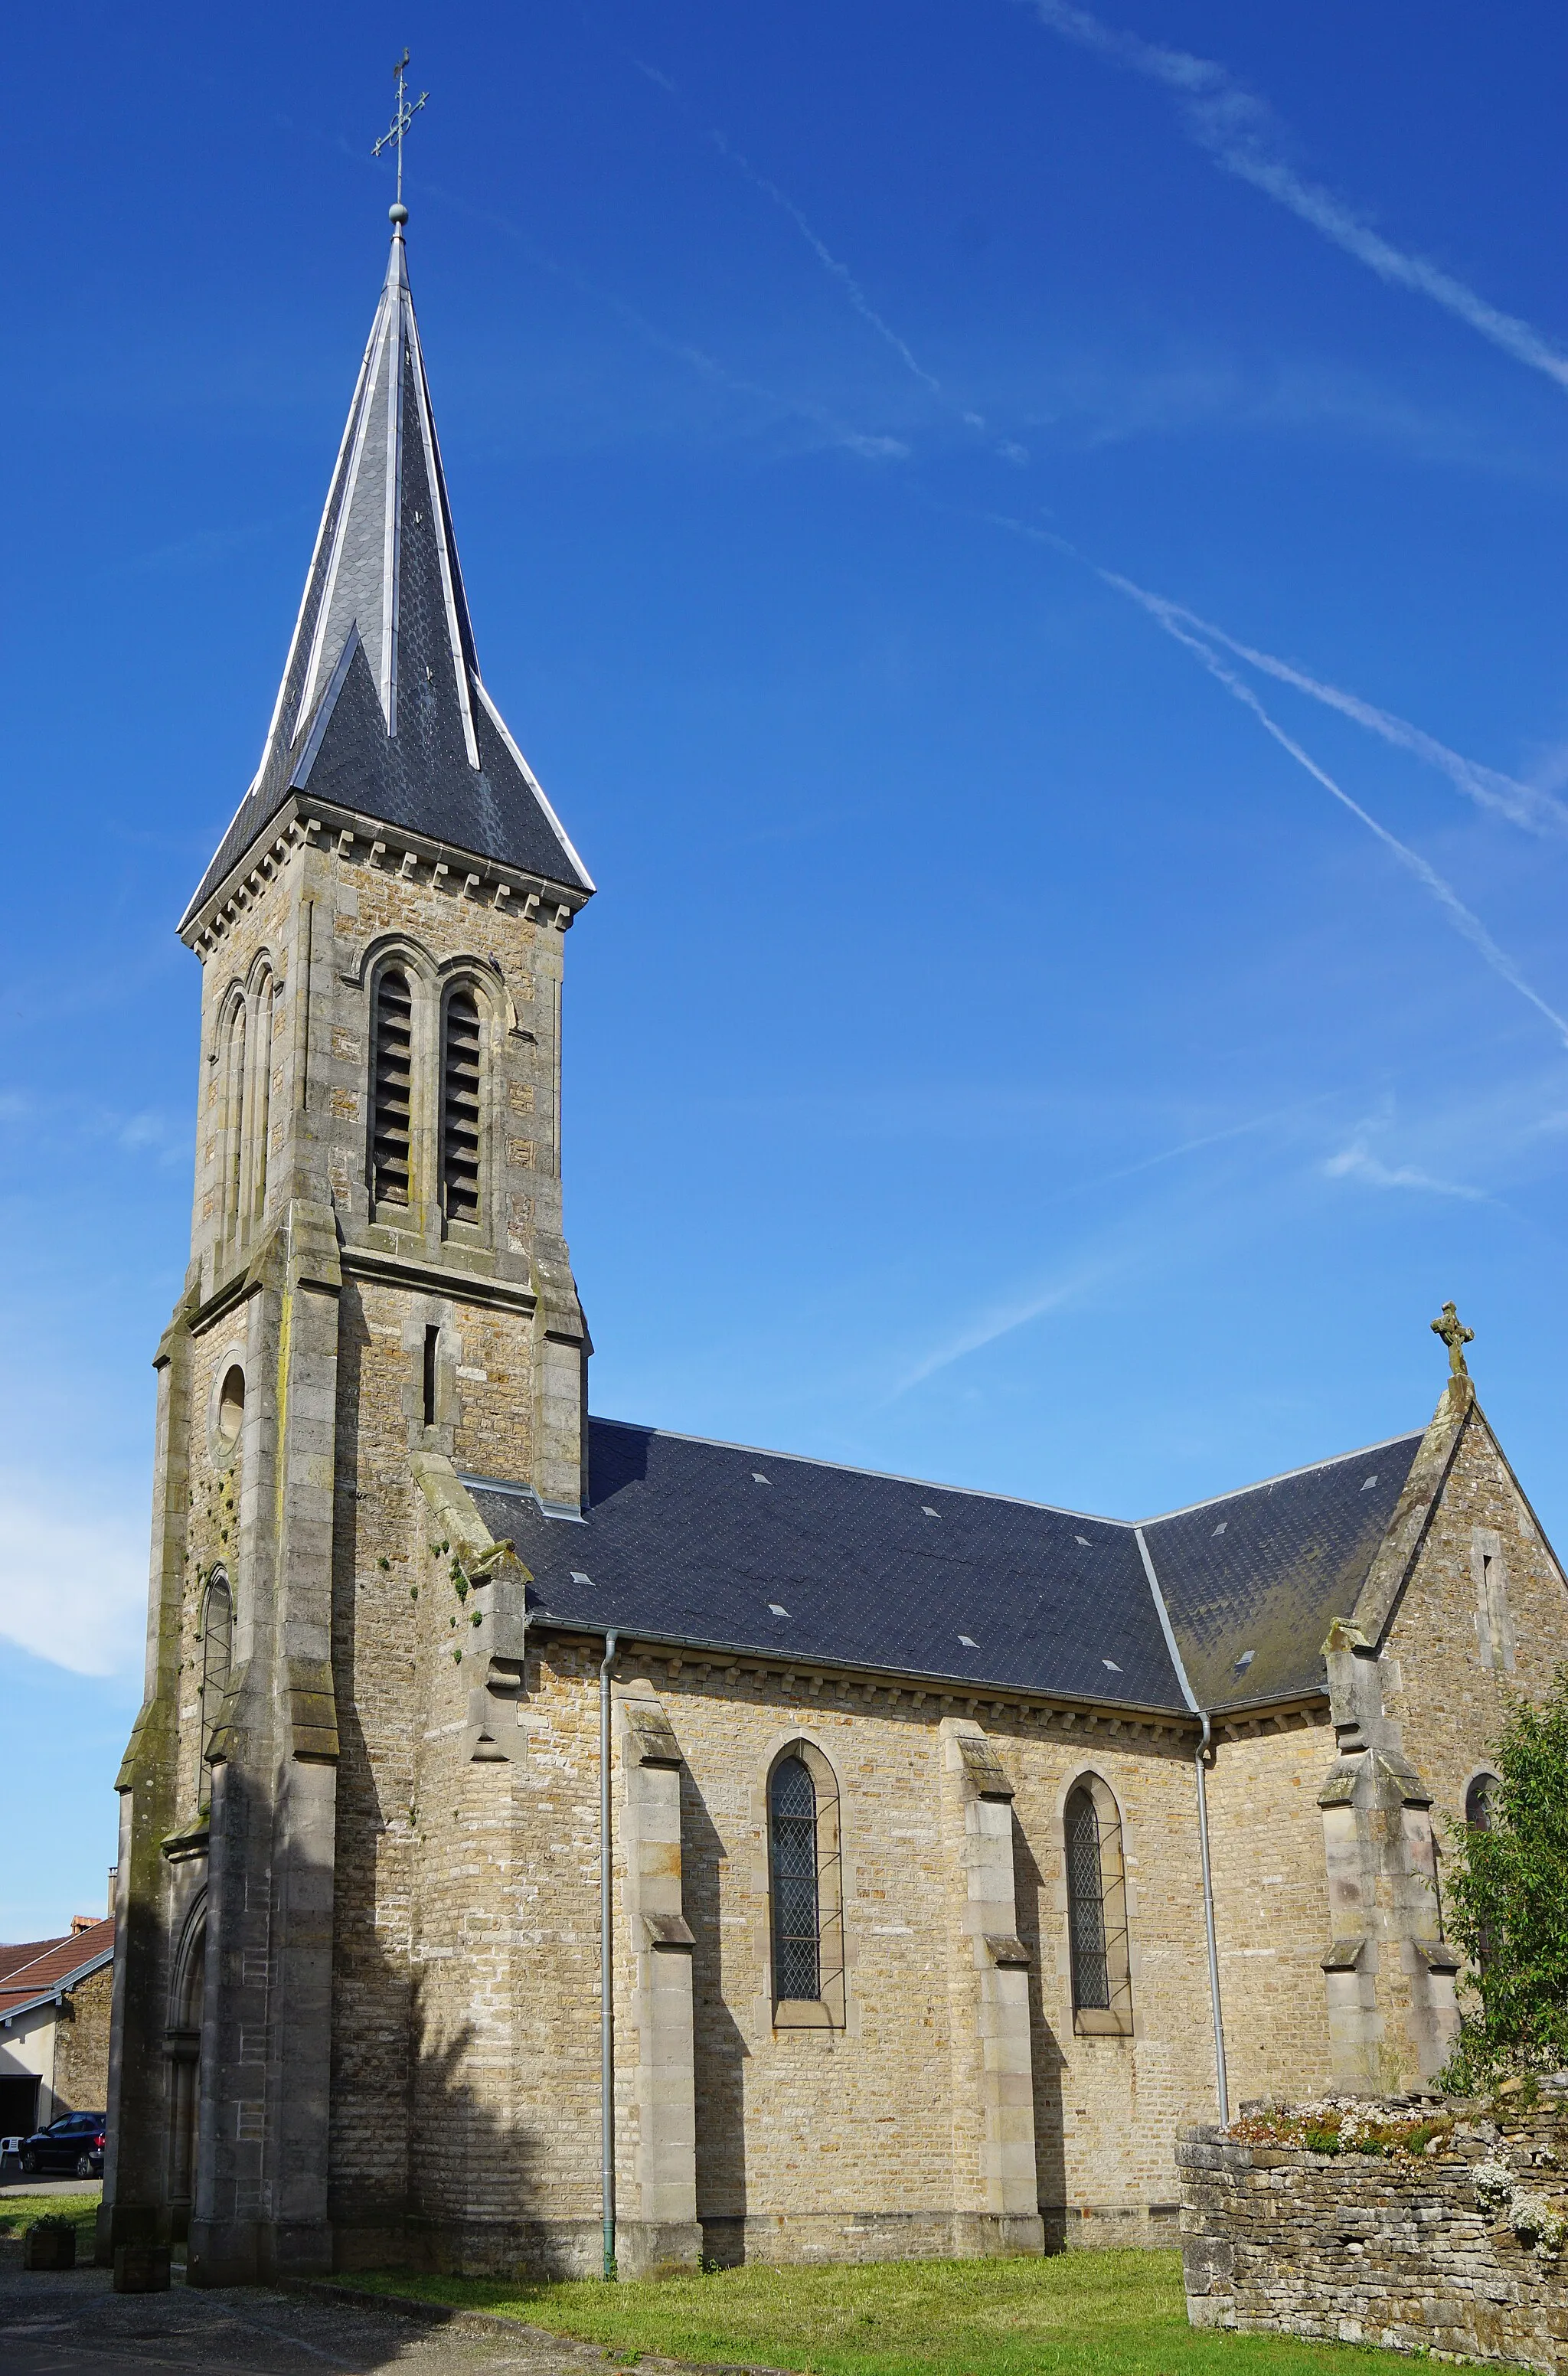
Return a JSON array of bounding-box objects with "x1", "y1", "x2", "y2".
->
[
  {"x1": 1, "y1": 1915, "x2": 116, "y2": 2138},
  {"x1": 101, "y1": 198, "x2": 1568, "y2": 2289}
]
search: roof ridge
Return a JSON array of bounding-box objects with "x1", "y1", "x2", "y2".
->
[
  {"x1": 586, "y1": 1414, "x2": 1427, "y2": 1532},
  {"x1": 584, "y1": 1415, "x2": 1127, "y2": 1526},
  {"x1": 1135, "y1": 1429, "x2": 1426, "y2": 1526}
]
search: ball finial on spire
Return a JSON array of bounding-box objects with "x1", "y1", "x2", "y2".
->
[{"x1": 390, "y1": 203, "x2": 409, "y2": 227}]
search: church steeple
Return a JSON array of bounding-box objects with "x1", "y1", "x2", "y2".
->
[{"x1": 181, "y1": 216, "x2": 591, "y2": 933}]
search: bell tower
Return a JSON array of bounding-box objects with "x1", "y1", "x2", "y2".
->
[{"x1": 102, "y1": 197, "x2": 593, "y2": 2283}]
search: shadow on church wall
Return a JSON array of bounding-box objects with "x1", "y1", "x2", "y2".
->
[
  {"x1": 683, "y1": 1770, "x2": 751, "y2": 2262},
  {"x1": 1013, "y1": 1816, "x2": 1068, "y2": 2249}
]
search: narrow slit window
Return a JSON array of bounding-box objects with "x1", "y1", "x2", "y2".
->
[
  {"x1": 372, "y1": 969, "x2": 413, "y2": 1207},
  {"x1": 198, "y1": 1570, "x2": 233, "y2": 1796},
  {"x1": 769, "y1": 1755, "x2": 821, "y2": 2002},
  {"x1": 423, "y1": 1324, "x2": 439, "y2": 1428},
  {"x1": 441, "y1": 987, "x2": 482, "y2": 1222},
  {"x1": 252, "y1": 977, "x2": 273, "y2": 1221},
  {"x1": 225, "y1": 1003, "x2": 247, "y2": 1234}
]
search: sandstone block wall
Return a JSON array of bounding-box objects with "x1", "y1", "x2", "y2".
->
[
  {"x1": 54, "y1": 1968, "x2": 113, "y2": 2115},
  {"x1": 1180, "y1": 2096, "x2": 1568, "y2": 2368},
  {"x1": 1203, "y1": 1718, "x2": 1338, "y2": 2106},
  {"x1": 1385, "y1": 1410, "x2": 1568, "y2": 1851}
]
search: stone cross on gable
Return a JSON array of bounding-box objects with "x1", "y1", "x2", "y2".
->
[{"x1": 1430, "y1": 1300, "x2": 1475, "y2": 1377}]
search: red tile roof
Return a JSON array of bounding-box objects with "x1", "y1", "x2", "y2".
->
[
  {"x1": 0, "y1": 1917, "x2": 115, "y2": 2017},
  {"x1": 0, "y1": 1937, "x2": 65, "y2": 1983}
]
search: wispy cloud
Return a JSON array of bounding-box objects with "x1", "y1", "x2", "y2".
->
[
  {"x1": 890, "y1": 1257, "x2": 1119, "y2": 1395},
  {"x1": 1101, "y1": 569, "x2": 1568, "y2": 1053},
  {"x1": 1023, "y1": 0, "x2": 1568, "y2": 397},
  {"x1": 1322, "y1": 1140, "x2": 1488, "y2": 1201},
  {"x1": 0, "y1": 1483, "x2": 148, "y2": 1676}
]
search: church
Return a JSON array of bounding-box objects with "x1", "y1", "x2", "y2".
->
[{"x1": 101, "y1": 201, "x2": 1568, "y2": 2289}]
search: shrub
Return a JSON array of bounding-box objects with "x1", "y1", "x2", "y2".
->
[{"x1": 1442, "y1": 1665, "x2": 1568, "y2": 2090}]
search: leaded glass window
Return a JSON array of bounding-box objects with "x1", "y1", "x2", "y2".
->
[
  {"x1": 769, "y1": 1754, "x2": 821, "y2": 2002},
  {"x1": 1066, "y1": 1784, "x2": 1111, "y2": 2011}
]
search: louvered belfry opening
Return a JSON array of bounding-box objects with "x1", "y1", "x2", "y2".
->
[
  {"x1": 441, "y1": 986, "x2": 482, "y2": 1223},
  {"x1": 372, "y1": 969, "x2": 414, "y2": 1207}
]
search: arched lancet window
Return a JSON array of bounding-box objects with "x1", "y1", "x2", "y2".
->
[
  {"x1": 223, "y1": 999, "x2": 247, "y2": 1237},
  {"x1": 1064, "y1": 1776, "x2": 1133, "y2": 2035},
  {"x1": 198, "y1": 1570, "x2": 232, "y2": 1793},
  {"x1": 250, "y1": 974, "x2": 274, "y2": 1222},
  {"x1": 441, "y1": 984, "x2": 482, "y2": 1224},
  {"x1": 1465, "y1": 1772, "x2": 1500, "y2": 1832},
  {"x1": 767, "y1": 1742, "x2": 844, "y2": 2025},
  {"x1": 371, "y1": 968, "x2": 413, "y2": 1208},
  {"x1": 1466, "y1": 1770, "x2": 1501, "y2": 1973},
  {"x1": 166, "y1": 1900, "x2": 206, "y2": 2233}
]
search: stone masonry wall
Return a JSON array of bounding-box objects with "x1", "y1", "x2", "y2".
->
[
  {"x1": 1385, "y1": 1407, "x2": 1568, "y2": 1858},
  {"x1": 1203, "y1": 1718, "x2": 1338, "y2": 2107},
  {"x1": 53, "y1": 1967, "x2": 113, "y2": 2115},
  {"x1": 1180, "y1": 2093, "x2": 1568, "y2": 2369}
]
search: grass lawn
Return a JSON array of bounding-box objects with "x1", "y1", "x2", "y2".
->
[
  {"x1": 340, "y1": 2248, "x2": 1400, "y2": 2376},
  {"x1": 0, "y1": 2188, "x2": 100, "y2": 2243}
]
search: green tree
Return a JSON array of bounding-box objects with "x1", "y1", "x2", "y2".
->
[{"x1": 1442, "y1": 1664, "x2": 1568, "y2": 2090}]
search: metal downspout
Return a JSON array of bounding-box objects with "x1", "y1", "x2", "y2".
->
[
  {"x1": 1193, "y1": 1711, "x2": 1229, "y2": 2124},
  {"x1": 1135, "y1": 1528, "x2": 1230, "y2": 2125},
  {"x1": 599, "y1": 1628, "x2": 619, "y2": 2279}
]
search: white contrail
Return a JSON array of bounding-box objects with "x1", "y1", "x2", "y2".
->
[
  {"x1": 630, "y1": 60, "x2": 1027, "y2": 458},
  {"x1": 709, "y1": 129, "x2": 944, "y2": 398},
  {"x1": 1102, "y1": 570, "x2": 1568, "y2": 1051},
  {"x1": 1131, "y1": 593, "x2": 1568, "y2": 840},
  {"x1": 1024, "y1": 0, "x2": 1568, "y2": 396}
]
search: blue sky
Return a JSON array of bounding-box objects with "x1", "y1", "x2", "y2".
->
[{"x1": 5, "y1": 2, "x2": 1568, "y2": 1935}]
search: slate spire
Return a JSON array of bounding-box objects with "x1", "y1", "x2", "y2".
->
[{"x1": 183, "y1": 215, "x2": 591, "y2": 929}]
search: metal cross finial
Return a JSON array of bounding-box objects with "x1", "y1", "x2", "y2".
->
[
  {"x1": 372, "y1": 48, "x2": 428, "y2": 214},
  {"x1": 1430, "y1": 1300, "x2": 1475, "y2": 1378}
]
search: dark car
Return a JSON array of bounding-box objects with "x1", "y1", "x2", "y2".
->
[{"x1": 19, "y1": 2110, "x2": 105, "y2": 2178}]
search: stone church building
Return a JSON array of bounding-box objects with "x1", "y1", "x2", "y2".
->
[{"x1": 103, "y1": 211, "x2": 1568, "y2": 2287}]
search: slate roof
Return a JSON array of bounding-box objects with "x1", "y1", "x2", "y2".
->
[
  {"x1": 182, "y1": 225, "x2": 590, "y2": 930},
  {"x1": 465, "y1": 1417, "x2": 1428, "y2": 1717},
  {"x1": 0, "y1": 1918, "x2": 115, "y2": 2024},
  {"x1": 1141, "y1": 1436, "x2": 1424, "y2": 1713}
]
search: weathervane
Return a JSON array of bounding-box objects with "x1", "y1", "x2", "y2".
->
[{"x1": 373, "y1": 48, "x2": 427, "y2": 217}]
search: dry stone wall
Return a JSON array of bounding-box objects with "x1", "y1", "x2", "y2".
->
[{"x1": 1180, "y1": 2090, "x2": 1568, "y2": 2369}]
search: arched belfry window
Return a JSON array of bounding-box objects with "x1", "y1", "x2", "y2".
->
[
  {"x1": 1064, "y1": 1776, "x2": 1133, "y2": 2035},
  {"x1": 371, "y1": 969, "x2": 413, "y2": 1208},
  {"x1": 767, "y1": 1741, "x2": 845, "y2": 2027},
  {"x1": 198, "y1": 1570, "x2": 233, "y2": 1796},
  {"x1": 441, "y1": 984, "x2": 482, "y2": 1224}
]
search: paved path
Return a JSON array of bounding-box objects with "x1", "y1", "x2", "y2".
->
[{"x1": 0, "y1": 2253, "x2": 626, "y2": 2376}]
